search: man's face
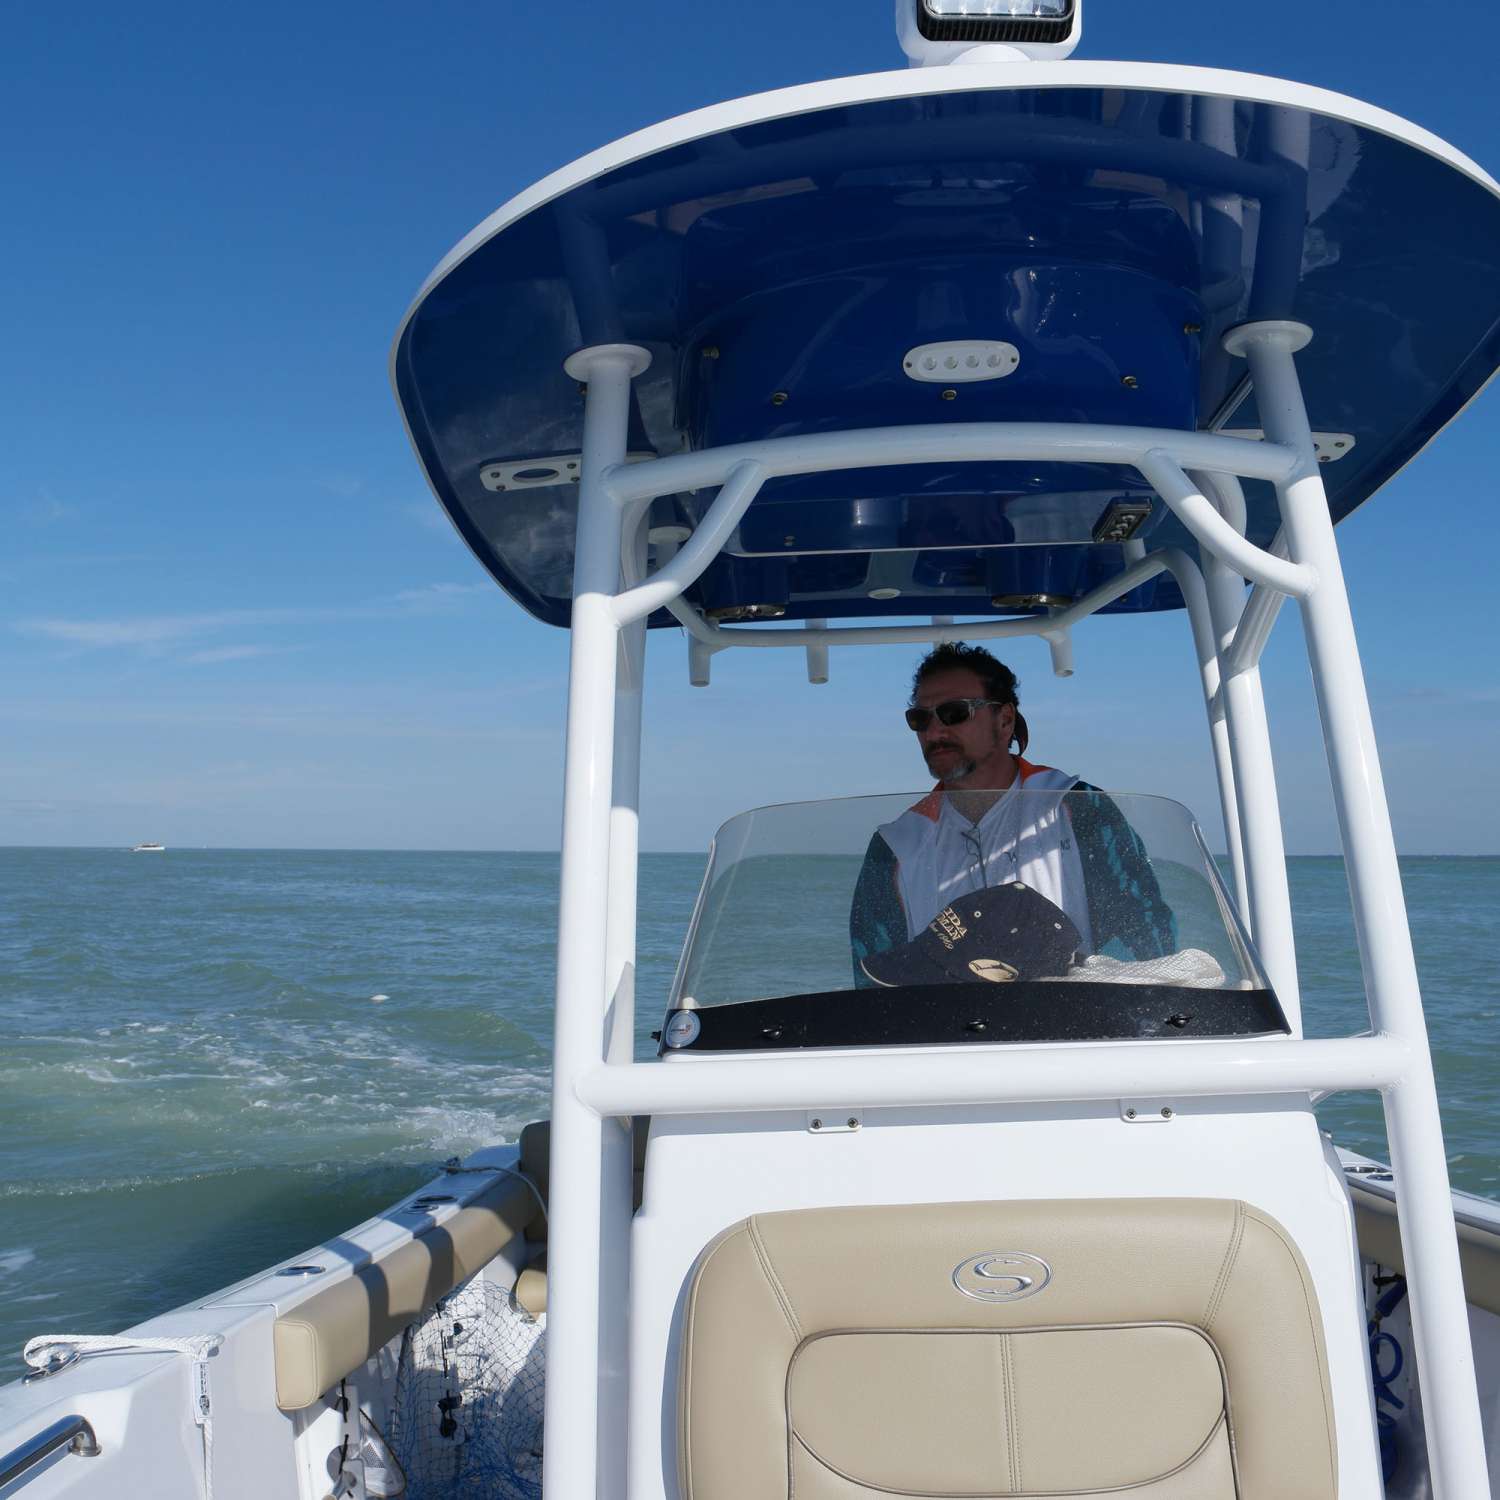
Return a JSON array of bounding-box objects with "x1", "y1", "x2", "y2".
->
[{"x1": 911, "y1": 667, "x2": 1016, "y2": 788}]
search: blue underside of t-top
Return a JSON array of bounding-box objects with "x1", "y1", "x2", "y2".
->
[{"x1": 393, "y1": 81, "x2": 1500, "y2": 628}]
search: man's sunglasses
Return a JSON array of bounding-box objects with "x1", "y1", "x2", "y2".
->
[{"x1": 904, "y1": 698, "x2": 1006, "y2": 732}]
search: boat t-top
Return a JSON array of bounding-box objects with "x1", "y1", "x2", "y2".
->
[{"x1": 5, "y1": 2, "x2": 1500, "y2": 1496}]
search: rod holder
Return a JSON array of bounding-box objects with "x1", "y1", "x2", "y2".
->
[
  {"x1": 805, "y1": 620, "x2": 830, "y2": 684},
  {"x1": 1042, "y1": 622, "x2": 1074, "y2": 678},
  {"x1": 688, "y1": 636, "x2": 716, "y2": 687}
]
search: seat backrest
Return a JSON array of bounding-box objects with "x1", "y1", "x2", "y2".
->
[
  {"x1": 679, "y1": 1197, "x2": 1335, "y2": 1500},
  {"x1": 519, "y1": 1115, "x2": 649, "y2": 1238},
  {"x1": 272, "y1": 1172, "x2": 536, "y2": 1411}
]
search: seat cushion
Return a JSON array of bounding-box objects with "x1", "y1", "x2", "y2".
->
[
  {"x1": 519, "y1": 1115, "x2": 648, "y2": 1243},
  {"x1": 790, "y1": 1325, "x2": 1230, "y2": 1496},
  {"x1": 678, "y1": 1198, "x2": 1335, "y2": 1499},
  {"x1": 273, "y1": 1172, "x2": 537, "y2": 1411},
  {"x1": 515, "y1": 1248, "x2": 548, "y2": 1318}
]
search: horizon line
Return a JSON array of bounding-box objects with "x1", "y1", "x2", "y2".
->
[{"x1": 4, "y1": 844, "x2": 1498, "y2": 859}]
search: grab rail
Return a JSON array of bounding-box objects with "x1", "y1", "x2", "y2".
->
[
  {"x1": 0, "y1": 1414, "x2": 101, "y2": 1488},
  {"x1": 577, "y1": 1032, "x2": 1411, "y2": 1118}
]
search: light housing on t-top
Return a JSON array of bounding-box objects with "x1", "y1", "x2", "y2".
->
[
  {"x1": 918, "y1": 0, "x2": 1074, "y2": 42},
  {"x1": 923, "y1": 0, "x2": 1069, "y2": 21},
  {"x1": 897, "y1": 0, "x2": 1082, "y2": 65}
]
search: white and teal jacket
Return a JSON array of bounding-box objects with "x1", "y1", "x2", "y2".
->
[{"x1": 850, "y1": 758, "x2": 1178, "y2": 986}]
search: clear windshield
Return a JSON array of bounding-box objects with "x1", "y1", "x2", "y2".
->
[{"x1": 673, "y1": 790, "x2": 1265, "y2": 1010}]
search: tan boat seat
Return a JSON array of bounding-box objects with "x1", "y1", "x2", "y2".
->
[
  {"x1": 272, "y1": 1171, "x2": 538, "y2": 1411},
  {"x1": 679, "y1": 1198, "x2": 1336, "y2": 1499},
  {"x1": 518, "y1": 1115, "x2": 649, "y2": 1238},
  {"x1": 515, "y1": 1248, "x2": 548, "y2": 1318},
  {"x1": 513, "y1": 1116, "x2": 648, "y2": 1320}
]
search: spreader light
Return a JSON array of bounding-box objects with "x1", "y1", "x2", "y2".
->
[
  {"x1": 923, "y1": 0, "x2": 1070, "y2": 20},
  {"x1": 898, "y1": 0, "x2": 1082, "y2": 64}
]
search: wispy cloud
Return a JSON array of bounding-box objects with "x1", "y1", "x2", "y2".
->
[
  {"x1": 392, "y1": 582, "x2": 488, "y2": 608},
  {"x1": 14, "y1": 585, "x2": 491, "y2": 655},
  {"x1": 0, "y1": 798, "x2": 58, "y2": 819},
  {"x1": 21, "y1": 608, "x2": 308, "y2": 648},
  {"x1": 12, "y1": 490, "x2": 80, "y2": 526},
  {"x1": 10, "y1": 551, "x2": 157, "y2": 570},
  {"x1": 401, "y1": 501, "x2": 455, "y2": 534},
  {"x1": 1384, "y1": 684, "x2": 1500, "y2": 708},
  {"x1": 9, "y1": 697, "x2": 553, "y2": 744},
  {"x1": 183, "y1": 643, "x2": 298, "y2": 665}
]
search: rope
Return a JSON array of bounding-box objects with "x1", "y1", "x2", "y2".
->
[
  {"x1": 441, "y1": 1159, "x2": 549, "y2": 1230},
  {"x1": 492, "y1": 1164, "x2": 548, "y2": 1231},
  {"x1": 22, "y1": 1334, "x2": 224, "y2": 1500}
]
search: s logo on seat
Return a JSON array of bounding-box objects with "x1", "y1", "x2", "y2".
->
[{"x1": 952, "y1": 1252, "x2": 1052, "y2": 1302}]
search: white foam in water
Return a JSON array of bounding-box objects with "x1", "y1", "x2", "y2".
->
[
  {"x1": 66, "y1": 1063, "x2": 124, "y2": 1085},
  {"x1": 4, "y1": 848, "x2": 1490, "y2": 1371},
  {"x1": 0, "y1": 1249, "x2": 38, "y2": 1278}
]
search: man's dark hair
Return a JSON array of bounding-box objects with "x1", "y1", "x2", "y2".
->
[{"x1": 911, "y1": 642, "x2": 1029, "y2": 754}]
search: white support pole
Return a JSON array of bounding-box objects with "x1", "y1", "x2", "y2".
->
[
  {"x1": 1201, "y1": 571, "x2": 1249, "y2": 924},
  {"x1": 606, "y1": 507, "x2": 649, "y2": 1066},
  {"x1": 1170, "y1": 479, "x2": 1244, "y2": 912},
  {"x1": 1137, "y1": 448, "x2": 1315, "y2": 597},
  {"x1": 1226, "y1": 658, "x2": 1300, "y2": 1021},
  {"x1": 609, "y1": 460, "x2": 767, "y2": 626},
  {"x1": 578, "y1": 1033, "x2": 1409, "y2": 1118},
  {"x1": 1195, "y1": 467, "x2": 1247, "y2": 535},
  {"x1": 1156, "y1": 549, "x2": 1252, "y2": 939},
  {"x1": 1232, "y1": 319, "x2": 1488, "y2": 1499},
  {"x1": 608, "y1": 422, "x2": 1298, "y2": 505},
  {"x1": 1194, "y1": 474, "x2": 1298, "y2": 1014},
  {"x1": 646, "y1": 526, "x2": 722, "y2": 688},
  {"x1": 1223, "y1": 536, "x2": 1291, "y2": 678},
  {"x1": 596, "y1": 509, "x2": 646, "y2": 1500},
  {"x1": 665, "y1": 551, "x2": 1172, "y2": 651},
  {"x1": 546, "y1": 341, "x2": 649, "y2": 1500}
]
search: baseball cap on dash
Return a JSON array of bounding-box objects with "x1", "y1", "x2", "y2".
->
[{"x1": 860, "y1": 881, "x2": 1082, "y2": 988}]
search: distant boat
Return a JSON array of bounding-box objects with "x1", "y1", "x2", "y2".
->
[{"x1": 130, "y1": 842, "x2": 166, "y2": 853}]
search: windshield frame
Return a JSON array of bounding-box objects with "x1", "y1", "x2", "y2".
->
[
  {"x1": 657, "y1": 977, "x2": 1289, "y2": 1056},
  {"x1": 661, "y1": 788, "x2": 1280, "y2": 1054}
]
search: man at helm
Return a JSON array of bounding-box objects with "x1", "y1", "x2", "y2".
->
[{"x1": 850, "y1": 642, "x2": 1176, "y2": 983}]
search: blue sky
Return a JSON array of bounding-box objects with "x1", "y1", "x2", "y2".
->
[{"x1": 4, "y1": 0, "x2": 1498, "y2": 854}]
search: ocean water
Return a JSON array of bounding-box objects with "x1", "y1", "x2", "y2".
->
[{"x1": 1, "y1": 847, "x2": 1496, "y2": 1370}]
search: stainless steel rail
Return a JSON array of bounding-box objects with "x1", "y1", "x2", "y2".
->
[{"x1": 0, "y1": 1414, "x2": 101, "y2": 1487}]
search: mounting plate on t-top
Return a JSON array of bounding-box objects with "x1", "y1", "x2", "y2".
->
[
  {"x1": 1220, "y1": 430, "x2": 1356, "y2": 464},
  {"x1": 479, "y1": 451, "x2": 657, "y2": 493}
]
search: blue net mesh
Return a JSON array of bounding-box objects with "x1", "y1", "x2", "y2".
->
[{"x1": 389, "y1": 1274, "x2": 545, "y2": 1499}]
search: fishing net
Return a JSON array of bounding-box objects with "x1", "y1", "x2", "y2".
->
[{"x1": 388, "y1": 1273, "x2": 545, "y2": 1499}]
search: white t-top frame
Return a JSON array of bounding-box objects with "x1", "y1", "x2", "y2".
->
[{"x1": 539, "y1": 322, "x2": 1489, "y2": 1498}]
